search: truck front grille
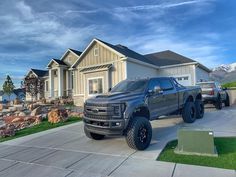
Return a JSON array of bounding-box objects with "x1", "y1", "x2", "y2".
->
[{"x1": 84, "y1": 103, "x2": 113, "y2": 120}]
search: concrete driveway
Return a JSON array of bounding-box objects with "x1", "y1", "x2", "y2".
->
[{"x1": 0, "y1": 106, "x2": 236, "y2": 177}]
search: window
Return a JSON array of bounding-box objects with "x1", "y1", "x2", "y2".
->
[
  {"x1": 148, "y1": 79, "x2": 160, "y2": 91},
  {"x1": 159, "y1": 79, "x2": 174, "y2": 91},
  {"x1": 94, "y1": 48, "x2": 99, "y2": 56},
  {"x1": 68, "y1": 57, "x2": 72, "y2": 63},
  {"x1": 54, "y1": 70, "x2": 58, "y2": 77},
  {"x1": 183, "y1": 76, "x2": 189, "y2": 80},
  {"x1": 111, "y1": 79, "x2": 148, "y2": 93},
  {"x1": 88, "y1": 78, "x2": 103, "y2": 95},
  {"x1": 45, "y1": 81, "x2": 49, "y2": 92}
]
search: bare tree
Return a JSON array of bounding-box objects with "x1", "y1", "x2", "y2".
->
[{"x1": 23, "y1": 74, "x2": 44, "y2": 102}]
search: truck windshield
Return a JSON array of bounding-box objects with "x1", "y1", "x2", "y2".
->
[
  {"x1": 111, "y1": 80, "x2": 148, "y2": 93},
  {"x1": 197, "y1": 83, "x2": 215, "y2": 88}
]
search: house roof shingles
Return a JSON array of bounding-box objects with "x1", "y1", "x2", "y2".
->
[
  {"x1": 31, "y1": 69, "x2": 48, "y2": 77},
  {"x1": 13, "y1": 88, "x2": 25, "y2": 96},
  {"x1": 69, "y1": 48, "x2": 82, "y2": 56},
  {"x1": 144, "y1": 50, "x2": 196, "y2": 66},
  {"x1": 96, "y1": 39, "x2": 156, "y2": 66},
  {"x1": 52, "y1": 59, "x2": 68, "y2": 66}
]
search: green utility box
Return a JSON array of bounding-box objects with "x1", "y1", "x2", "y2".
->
[{"x1": 175, "y1": 127, "x2": 218, "y2": 156}]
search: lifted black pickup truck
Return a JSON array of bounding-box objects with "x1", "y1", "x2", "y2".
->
[{"x1": 83, "y1": 77, "x2": 204, "y2": 150}]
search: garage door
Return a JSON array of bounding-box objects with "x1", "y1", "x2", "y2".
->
[{"x1": 175, "y1": 75, "x2": 191, "y2": 86}]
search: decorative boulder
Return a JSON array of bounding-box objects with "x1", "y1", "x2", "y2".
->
[
  {"x1": 19, "y1": 112, "x2": 26, "y2": 116},
  {"x1": 40, "y1": 98, "x2": 46, "y2": 104},
  {"x1": 48, "y1": 109, "x2": 68, "y2": 124},
  {"x1": 0, "y1": 124, "x2": 15, "y2": 138},
  {"x1": 0, "y1": 104, "x2": 4, "y2": 111},
  {"x1": 30, "y1": 106, "x2": 42, "y2": 116},
  {"x1": 68, "y1": 111, "x2": 83, "y2": 118},
  {"x1": 3, "y1": 116, "x2": 42, "y2": 131}
]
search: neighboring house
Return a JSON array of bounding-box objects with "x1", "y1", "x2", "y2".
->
[
  {"x1": 0, "y1": 89, "x2": 25, "y2": 103},
  {"x1": 13, "y1": 88, "x2": 26, "y2": 102},
  {"x1": 25, "y1": 69, "x2": 48, "y2": 101},
  {"x1": 25, "y1": 38, "x2": 211, "y2": 106}
]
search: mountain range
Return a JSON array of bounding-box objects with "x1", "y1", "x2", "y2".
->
[{"x1": 210, "y1": 62, "x2": 236, "y2": 83}]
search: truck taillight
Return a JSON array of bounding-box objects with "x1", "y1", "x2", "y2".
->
[{"x1": 209, "y1": 90, "x2": 214, "y2": 95}]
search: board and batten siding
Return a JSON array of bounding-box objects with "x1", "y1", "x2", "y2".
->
[
  {"x1": 62, "y1": 52, "x2": 79, "y2": 66},
  {"x1": 158, "y1": 65, "x2": 195, "y2": 85},
  {"x1": 126, "y1": 60, "x2": 158, "y2": 79},
  {"x1": 195, "y1": 66, "x2": 210, "y2": 83},
  {"x1": 74, "y1": 41, "x2": 126, "y2": 105}
]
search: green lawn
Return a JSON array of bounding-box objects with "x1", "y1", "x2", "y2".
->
[
  {"x1": 158, "y1": 137, "x2": 236, "y2": 170},
  {"x1": 222, "y1": 81, "x2": 236, "y2": 88},
  {"x1": 0, "y1": 116, "x2": 81, "y2": 143}
]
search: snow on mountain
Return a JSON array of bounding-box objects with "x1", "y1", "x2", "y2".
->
[
  {"x1": 211, "y1": 62, "x2": 236, "y2": 83},
  {"x1": 213, "y1": 62, "x2": 236, "y2": 72}
]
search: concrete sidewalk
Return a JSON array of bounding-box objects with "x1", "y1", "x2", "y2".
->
[{"x1": 0, "y1": 106, "x2": 235, "y2": 177}]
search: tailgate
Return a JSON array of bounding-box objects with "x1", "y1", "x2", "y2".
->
[{"x1": 201, "y1": 88, "x2": 214, "y2": 95}]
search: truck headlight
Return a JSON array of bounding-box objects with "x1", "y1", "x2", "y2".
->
[{"x1": 111, "y1": 103, "x2": 126, "y2": 117}]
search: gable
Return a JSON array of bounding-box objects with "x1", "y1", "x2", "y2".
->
[
  {"x1": 25, "y1": 70, "x2": 38, "y2": 79},
  {"x1": 76, "y1": 41, "x2": 121, "y2": 68},
  {"x1": 61, "y1": 51, "x2": 79, "y2": 66},
  {"x1": 47, "y1": 60, "x2": 59, "y2": 68}
]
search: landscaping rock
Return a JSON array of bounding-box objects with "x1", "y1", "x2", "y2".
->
[
  {"x1": 19, "y1": 112, "x2": 26, "y2": 116},
  {"x1": 68, "y1": 111, "x2": 83, "y2": 118},
  {"x1": 48, "y1": 109, "x2": 68, "y2": 124},
  {"x1": 4, "y1": 116, "x2": 42, "y2": 131},
  {"x1": 27, "y1": 103, "x2": 39, "y2": 111},
  {"x1": 14, "y1": 99, "x2": 21, "y2": 105},
  {"x1": 0, "y1": 104, "x2": 5, "y2": 111},
  {"x1": 0, "y1": 124, "x2": 15, "y2": 138},
  {"x1": 34, "y1": 115, "x2": 42, "y2": 125},
  {"x1": 41, "y1": 113, "x2": 47, "y2": 120},
  {"x1": 30, "y1": 106, "x2": 42, "y2": 116}
]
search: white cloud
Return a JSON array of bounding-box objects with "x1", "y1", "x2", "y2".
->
[
  {"x1": 114, "y1": 0, "x2": 206, "y2": 11},
  {"x1": 120, "y1": 35, "x2": 223, "y2": 68}
]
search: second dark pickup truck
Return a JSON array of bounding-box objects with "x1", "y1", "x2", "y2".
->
[{"x1": 83, "y1": 77, "x2": 204, "y2": 150}]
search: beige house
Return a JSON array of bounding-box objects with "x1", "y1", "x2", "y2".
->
[
  {"x1": 25, "y1": 38, "x2": 211, "y2": 106},
  {"x1": 46, "y1": 48, "x2": 82, "y2": 99}
]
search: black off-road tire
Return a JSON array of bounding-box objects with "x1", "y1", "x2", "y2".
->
[
  {"x1": 215, "y1": 96, "x2": 222, "y2": 110},
  {"x1": 84, "y1": 126, "x2": 105, "y2": 140},
  {"x1": 195, "y1": 100, "x2": 204, "y2": 119},
  {"x1": 225, "y1": 94, "x2": 230, "y2": 107},
  {"x1": 182, "y1": 101, "x2": 196, "y2": 123},
  {"x1": 125, "y1": 117, "x2": 152, "y2": 150}
]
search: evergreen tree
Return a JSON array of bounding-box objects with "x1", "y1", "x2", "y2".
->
[{"x1": 2, "y1": 75, "x2": 15, "y2": 101}]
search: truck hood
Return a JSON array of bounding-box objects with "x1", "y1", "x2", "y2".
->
[{"x1": 86, "y1": 92, "x2": 145, "y2": 104}]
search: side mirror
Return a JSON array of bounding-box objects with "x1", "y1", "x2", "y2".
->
[
  {"x1": 154, "y1": 86, "x2": 163, "y2": 94},
  {"x1": 108, "y1": 88, "x2": 111, "y2": 92},
  {"x1": 222, "y1": 87, "x2": 227, "y2": 91}
]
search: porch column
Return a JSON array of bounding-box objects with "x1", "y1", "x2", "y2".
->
[
  {"x1": 49, "y1": 69, "x2": 54, "y2": 98},
  {"x1": 66, "y1": 70, "x2": 69, "y2": 96},
  {"x1": 58, "y1": 67, "x2": 64, "y2": 97}
]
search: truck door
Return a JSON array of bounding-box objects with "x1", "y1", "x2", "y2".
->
[
  {"x1": 159, "y1": 78, "x2": 179, "y2": 114},
  {"x1": 147, "y1": 78, "x2": 166, "y2": 119}
]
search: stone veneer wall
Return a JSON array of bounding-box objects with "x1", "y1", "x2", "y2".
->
[{"x1": 227, "y1": 88, "x2": 236, "y2": 105}]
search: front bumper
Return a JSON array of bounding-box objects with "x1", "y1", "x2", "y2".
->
[{"x1": 83, "y1": 116, "x2": 127, "y2": 135}]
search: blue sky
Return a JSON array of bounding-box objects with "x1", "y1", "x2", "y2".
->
[{"x1": 0, "y1": 0, "x2": 236, "y2": 88}]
